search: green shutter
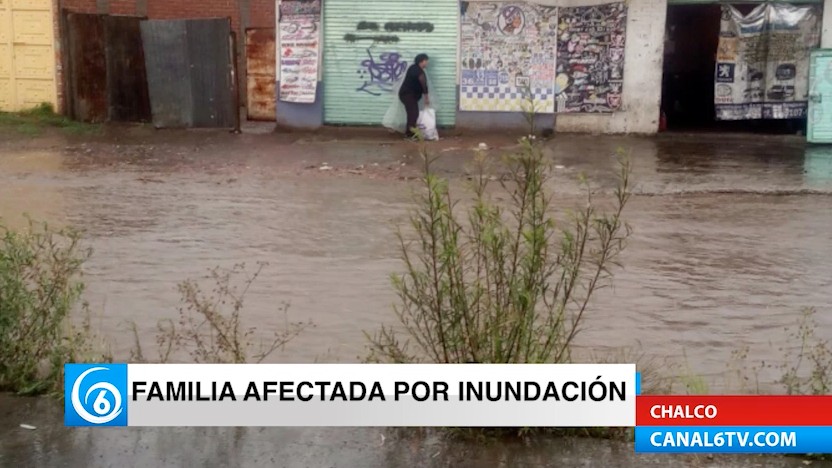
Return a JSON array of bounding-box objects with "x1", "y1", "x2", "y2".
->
[
  {"x1": 322, "y1": 0, "x2": 458, "y2": 126},
  {"x1": 808, "y1": 50, "x2": 832, "y2": 143}
]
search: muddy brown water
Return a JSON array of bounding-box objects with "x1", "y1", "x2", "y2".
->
[{"x1": 1, "y1": 129, "x2": 831, "y2": 467}]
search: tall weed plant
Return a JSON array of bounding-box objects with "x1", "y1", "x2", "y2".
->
[
  {"x1": 130, "y1": 263, "x2": 313, "y2": 364},
  {"x1": 367, "y1": 132, "x2": 632, "y2": 364},
  {"x1": 0, "y1": 220, "x2": 107, "y2": 395}
]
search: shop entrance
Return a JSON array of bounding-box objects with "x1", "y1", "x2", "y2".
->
[{"x1": 660, "y1": 3, "x2": 807, "y2": 134}]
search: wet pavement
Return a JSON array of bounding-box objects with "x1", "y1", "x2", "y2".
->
[{"x1": 1, "y1": 126, "x2": 832, "y2": 466}]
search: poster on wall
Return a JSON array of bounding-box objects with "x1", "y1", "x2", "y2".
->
[
  {"x1": 459, "y1": 2, "x2": 559, "y2": 113},
  {"x1": 555, "y1": 3, "x2": 627, "y2": 113},
  {"x1": 714, "y1": 4, "x2": 821, "y2": 120},
  {"x1": 278, "y1": 0, "x2": 321, "y2": 103}
]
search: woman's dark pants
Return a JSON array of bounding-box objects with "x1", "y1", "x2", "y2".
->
[{"x1": 400, "y1": 94, "x2": 420, "y2": 138}]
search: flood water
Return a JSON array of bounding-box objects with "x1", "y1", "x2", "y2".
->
[{"x1": 1, "y1": 129, "x2": 831, "y2": 466}]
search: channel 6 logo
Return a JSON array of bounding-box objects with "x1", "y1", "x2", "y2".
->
[{"x1": 64, "y1": 364, "x2": 128, "y2": 427}]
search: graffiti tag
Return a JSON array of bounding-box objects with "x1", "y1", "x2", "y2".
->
[
  {"x1": 384, "y1": 22, "x2": 434, "y2": 33},
  {"x1": 344, "y1": 34, "x2": 400, "y2": 44},
  {"x1": 356, "y1": 49, "x2": 408, "y2": 96}
]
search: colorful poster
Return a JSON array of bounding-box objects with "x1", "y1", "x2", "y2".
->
[
  {"x1": 555, "y1": 3, "x2": 627, "y2": 113},
  {"x1": 715, "y1": 4, "x2": 820, "y2": 120},
  {"x1": 459, "y1": 2, "x2": 559, "y2": 113},
  {"x1": 278, "y1": 0, "x2": 321, "y2": 103}
]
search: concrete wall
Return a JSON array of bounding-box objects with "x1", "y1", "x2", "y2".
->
[
  {"x1": 554, "y1": 0, "x2": 666, "y2": 134},
  {"x1": 453, "y1": 0, "x2": 665, "y2": 135},
  {"x1": 823, "y1": 0, "x2": 832, "y2": 47},
  {"x1": 455, "y1": 107, "x2": 554, "y2": 134}
]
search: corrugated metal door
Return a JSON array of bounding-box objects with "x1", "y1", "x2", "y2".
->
[
  {"x1": 66, "y1": 13, "x2": 107, "y2": 122},
  {"x1": 322, "y1": 0, "x2": 458, "y2": 126},
  {"x1": 105, "y1": 15, "x2": 151, "y2": 122},
  {"x1": 141, "y1": 19, "x2": 236, "y2": 128},
  {"x1": 0, "y1": 0, "x2": 57, "y2": 112},
  {"x1": 808, "y1": 50, "x2": 832, "y2": 143}
]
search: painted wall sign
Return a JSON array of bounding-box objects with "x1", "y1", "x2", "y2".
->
[
  {"x1": 715, "y1": 4, "x2": 821, "y2": 120},
  {"x1": 555, "y1": 3, "x2": 627, "y2": 113},
  {"x1": 278, "y1": 0, "x2": 322, "y2": 103},
  {"x1": 459, "y1": 2, "x2": 559, "y2": 113}
]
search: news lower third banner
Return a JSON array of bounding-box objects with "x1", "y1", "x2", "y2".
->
[
  {"x1": 636, "y1": 395, "x2": 832, "y2": 454},
  {"x1": 64, "y1": 363, "x2": 636, "y2": 427},
  {"x1": 62, "y1": 363, "x2": 832, "y2": 455}
]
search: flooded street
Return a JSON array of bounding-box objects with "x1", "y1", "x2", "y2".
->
[{"x1": 1, "y1": 127, "x2": 832, "y2": 466}]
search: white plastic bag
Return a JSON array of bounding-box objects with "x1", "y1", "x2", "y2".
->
[
  {"x1": 417, "y1": 107, "x2": 439, "y2": 141},
  {"x1": 382, "y1": 71, "x2": 441, "y2": 135},
  {"x1": 382, "y1": 88, "x2": 407, "y2": 134}
]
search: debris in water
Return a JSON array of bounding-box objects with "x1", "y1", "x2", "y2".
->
[
  {"x1": 478, "y1": 143, "x2": 489, "y2": 150},
  {"x1": 380, "y1": 434, "x2": 386, "y2": 446},
  {"x1": 20, "y1": 424, "x2": 36, "y2": 430},
  {"x1": 319, "y1": 164, "x2": 333, "y2": 171},
  {"x1": 555, "y1": 165, "x2": 565, "y2": 170}
]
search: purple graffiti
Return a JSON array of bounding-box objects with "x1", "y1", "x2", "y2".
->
[{"x1": 356, "y1": 49, "x2": 407, "y2": 96}]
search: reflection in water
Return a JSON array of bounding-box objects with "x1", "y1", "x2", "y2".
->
[
  {"x1": 804, "y1": 145, "x2": 832, "y2": 184},
  {"x1": 0, "y1": 150, "x2": 69, "y2": 229}
]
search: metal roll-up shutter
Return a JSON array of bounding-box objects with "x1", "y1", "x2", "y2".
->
[{"x1": 322, "y1": 0, "x2": 458, "y2": 126}]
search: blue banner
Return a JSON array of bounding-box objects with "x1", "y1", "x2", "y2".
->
[{"x1": 636, "y1": 426, "x2": 832, "y2": 454}]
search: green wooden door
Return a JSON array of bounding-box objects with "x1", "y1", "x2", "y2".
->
[
  {"x1": 322, "y1": 0, "x2": 458, "y2": 126},
  {"x1": 808, "y1": 50, "x2": 832, "y2": 143}
]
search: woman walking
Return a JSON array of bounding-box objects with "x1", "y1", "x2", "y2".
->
[{"x1": 398, "y1": 54, "x2": 430, "y2": 139}]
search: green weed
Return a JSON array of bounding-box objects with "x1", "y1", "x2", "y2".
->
[
  {"x1": 0, "y1": 218, "x2": 109, "y2": 396},
  {"x1": 0, "y1": 103, "x2": 99, "y2": 136},
  {"x1": 130, "y1": 263, "x2": 313, "y2": 364}
]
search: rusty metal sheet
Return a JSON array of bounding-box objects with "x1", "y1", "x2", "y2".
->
[
  {"x1": 246, "y1": 28, "x2": 276, "y2": 121},
  {"x1": 105, "y1": 15, "x2": 151, "y2": 122},
  {"x1": 66, "y1": 12, "x2": 107, "y2": 122},
  {"x1": 141, "y1": 18, "x2": 236, "y2": 128},
  {"x1": 186, "y1": 18, "x2": 235, "y2": 128},
  {"x1": 140, "y1": 19, "x2": 193, "y2": 128}
]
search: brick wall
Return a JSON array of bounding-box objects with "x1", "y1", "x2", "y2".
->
[
  {"x1": 59, "y1": 0, "x2": 277, "y2": 35},
  {"x1": 249, "y1": 0, "x2": 275, "y2": 28},
  {"x1": 59, "y1": 0, "x2": 277, "y2": 108}
]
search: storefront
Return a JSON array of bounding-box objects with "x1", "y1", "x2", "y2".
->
[
  {"x1": 320, "y1": 0, "x2": 459, "y2": 126},
  {"x1": 661, "y1": 0, "x2": 824, "y2": 133}
]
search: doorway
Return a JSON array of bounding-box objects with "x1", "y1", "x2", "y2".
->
[{"x1": 661, "y1": 4, "x2": 803, "y2": 133}]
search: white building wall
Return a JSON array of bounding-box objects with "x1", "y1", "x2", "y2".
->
[
  {"x1": 823, "y1": 0, "x2": 832, "y2": 47},
  {"x1": 555, "y1": 0, "x2": 667, "y2": 134},
  {"x1": 460, "y1": 0, "x2": 667, "y2": 134}
]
